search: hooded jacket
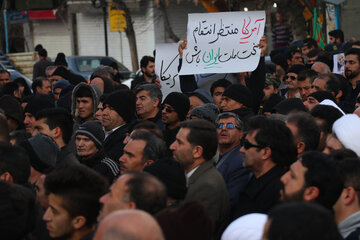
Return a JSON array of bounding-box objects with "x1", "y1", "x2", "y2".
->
[{"x1": 71, "y1": 83, "x2": 102, "y2": 125}]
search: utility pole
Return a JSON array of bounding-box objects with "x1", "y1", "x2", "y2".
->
[{"x1": 91, "y1": 0, "x2": 108, "y2": 56}]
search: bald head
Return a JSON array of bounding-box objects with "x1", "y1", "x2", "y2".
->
[
  {"x1": 94, "y1": 210, "x2": 164, "y2": 240},
  {"x1": 311, "y1": 62, "x2": 331, "y2": 74}
]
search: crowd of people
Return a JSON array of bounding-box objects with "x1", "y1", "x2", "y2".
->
[{"x1": 1, "y1": 24, "x2": 360, "y2": 240}]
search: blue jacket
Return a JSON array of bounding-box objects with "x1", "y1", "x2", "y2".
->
[{"x1": 216, "y1": 145, "x2": 251, "y2": 209}]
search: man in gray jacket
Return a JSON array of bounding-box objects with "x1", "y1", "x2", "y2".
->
[{"x1": 170, "y1": 119, "x2": 229, "y2": 239}]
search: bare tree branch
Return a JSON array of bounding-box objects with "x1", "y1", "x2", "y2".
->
[
  {"x1": 158, "y1": 0, "x2": 180, "y2": 42},
  {"x1": 113, "y1": 0, "x2": 139, "y2": 71}
]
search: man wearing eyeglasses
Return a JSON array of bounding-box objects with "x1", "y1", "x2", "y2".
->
[
  {"x1": 161, "y1": 92, "x2": 190, "y2": 149},
  {"x1": 232, "y1": 115, "x2": 297, "y2": 219},
  {"x1": 215, "y1": 112, "x2": 250, "y2": 210},
  {"x1": 280, "y1": 64, "x2": 306, "y2": 99}
]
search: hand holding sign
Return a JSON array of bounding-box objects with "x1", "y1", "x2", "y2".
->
[
  {"x1": 179, "y1": 11, "x2": 266, "y2": 75},
  {"x1": 178, "y1": 39, "x2": 187, "y2": 58},
  {"x1": 258, "y1": 36, "x2": 267, "y2": 57}
]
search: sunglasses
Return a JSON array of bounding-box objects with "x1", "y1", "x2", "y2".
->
[
  {"x1": 216, "y1": 123, "x2": 240, "y2": 130},
  {"x1": 162, "y1": 105, "x2": 175, "y2": 113},
  {"x1": 285, "y1": 75, "x2": 296, "y2": 80},
  {"x1": 243, "y1": 139, "x2": 265, "y2": 150}
]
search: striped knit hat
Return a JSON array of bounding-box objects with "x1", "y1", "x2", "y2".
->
[{"x1": 75, "y1": 120, "x2": 104, "y2": 149}]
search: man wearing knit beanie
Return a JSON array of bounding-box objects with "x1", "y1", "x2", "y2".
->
[
  {"x1": 220, "y1": 84, "x2": 254, "y2": 128},
  {"x1": 102, "y1": 90, "x2": 136, "y2": 161},
  {"x1": 189, "y1": 103, "x2": 220, "y2": 125},
  {"x1": 54, "y1": 52, "x2": 68, "y2": 67},
  {"x1": 51, "y1": 66, "x2": 69, "y2": 82},
  {"x1": 54, "y1": 53, "x2": 86, "y2": 85},
  {"x1": 186, "y1": 88, "x2": 213, "y2": 117},
  {"x1": 161, "y1": 92, "x2": 190, "y2": 148},
  {"x1": 20, "y1": 132, "x2": 59, "y2": 184},
  {"x1": 24, "y1": 94, "x2": 55, "y2": 133},
  {"x1": 75, "y1": 120, "x2": 120, "y2": 183},
  {"x1": 0, "y1": 95, "x2": 24, "y2": 132}
]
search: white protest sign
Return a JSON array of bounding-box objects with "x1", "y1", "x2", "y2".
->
[
  {"x1": 179, "y1": 11, "x2": 265, "y2": 75},
  {"x1": 155, "y1": 43, "x2": 182, "y2": 98},
  {"x1": 333, "y1": 53, "x2": 345, "y2": 74}
]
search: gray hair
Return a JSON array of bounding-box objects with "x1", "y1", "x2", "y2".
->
[
  {"x1": 313, "y1": 62, "x2": 331, "y2": 74},
  {"x1": 92, "y1": 65, "x2": 114, "y2": 81},
  {"x1": 136, "y1": 84, "x2": 162, "y2": 105},
  {"x1": 45, "y1": 65, "x2": 57, "y2": 73},
  {"x1": 215, "y1": 112, "x2": 244, "y2": 131}
]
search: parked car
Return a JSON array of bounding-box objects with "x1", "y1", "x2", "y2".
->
[
  {"x1": 65, "y1": 56, "x2": 134, "y2": 81},
  {"x1": 0, "y1": 62, "x2": 32, "y2": 89}
]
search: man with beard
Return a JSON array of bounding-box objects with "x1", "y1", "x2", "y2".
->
[
  {"x1": 344, "y1": 48, "x2": 360, "y2": 112},
  {"x1": 297, "y1": 69, "x2": 318, "y2": 101},
  {"x1": 215, "y1": 112, "x2": 250, "y2": 209},
  {"x1": 258, "y1": 73, "x2": 283, "y2": 115},
  {"x1": 280, "y1": 151, "x2": 343, "y2": 210},
  {"x1": 169, "y1": 119, "x2": 229, "y2": 238},
  {"x1": 131, "y1": 56, "x2": 157, "y2": 90}
]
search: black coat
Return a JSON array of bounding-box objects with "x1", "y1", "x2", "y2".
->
[
  {"x1": 232, "y1": 165, "x2": 284, "y2": 219},
  {"x1": 103, "y1": 124, "x2": 129, "y2": 161},
  {"x1": 79, "y1": 150, "x2": 120, "y2": 184}
]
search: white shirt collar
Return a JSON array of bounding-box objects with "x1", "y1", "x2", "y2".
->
[
  {"x1": 186, "y1": 166, "x2": 200, "y2": 179},
  {"x1": 104, "y1": 124, "x2": 125, "y2": 139}
]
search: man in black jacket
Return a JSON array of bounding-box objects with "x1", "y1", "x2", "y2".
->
[
  {"x1": 102, "y1": 90, "x2": 136, "y2": 161},
  {"x1": 75, "y1": 120, "x2": 119, "y2": 184},
  {"x1": 233, "y1": 115, "x2": 297, "y2": 219}
]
